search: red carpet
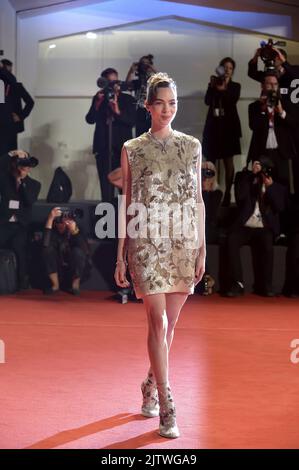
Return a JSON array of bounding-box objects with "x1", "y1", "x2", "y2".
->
[{"x1": 0, "y1": 291, "x2": 299, "y2": 449}]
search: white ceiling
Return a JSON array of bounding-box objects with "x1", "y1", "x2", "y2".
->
[{"x1": 8, "y1": 0, "x2": 299, "y2": 14}]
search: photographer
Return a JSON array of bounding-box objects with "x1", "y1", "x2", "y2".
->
[
  {"x1": 0, "y1": 61, "x2": 17, "y2": 155},
  {"x1": 43, "y1": 207, "x2": 91, "y2": 295},
  {"x1": 202, "y1": 57, "x2": 242, "y2": 206},
  {"x1": 126, "y1": 55, "x2": 157, "y2": 136},
  {"x1": 1, "y1": 59, "x2": 34, "y2": 151},
  {"x1": 247, "y1": 73, "x2": 297, "y2": 188},
  {"x1": 196, "y1": 161, "x2": 223, "y2": 295},
  {"x1": 0, "y1": 150, "x2": 41, "y2": 289},
  {"x1": 248, "y1": 45, "x2": 296, "y2": 87},
  {"x1": 85, "y1": 67, "x2": 136, "y2": 202},
  {"x1": 248, "y1": 44, "x2": 299, "y2": 195},
  {"x1": 1, "y1": 59, "x2": 34, "y2": 150},
  {"x1": 223, "y1": 158, "x2": 287, "y2": 297}
]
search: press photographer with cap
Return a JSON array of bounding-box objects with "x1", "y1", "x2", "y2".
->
[{"x1": 0, "y1": 150, "x2": 41, "y2": 289}]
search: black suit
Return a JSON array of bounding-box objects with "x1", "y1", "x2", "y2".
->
[
  {"x1": 248, "y1": 59, "x2": 299, "y2": 193},
  {"x1": 9, "y1": 82, "x2": 34, "y2": 134},
  {"x1": 86, "y1": 92, "x2": 136, "y2": 201},
  {"x1": 225, "y1": 170, "x2": 287, "y2": 293},
  {"x1": 247, "y1": 100, "x2": 297, "y2": 186},
  {"x1": 0, "y1": 153, "x2": 41, "y2": 284},
  {"x1": 0, "y1": 79, "x2": 34, "y2": 152},
  {"x1": 0, "y1": 70, "x2": 17, "y2": 154},
  {"x1": 202, "y1": 80, "x2": 242, "y2": 161}
]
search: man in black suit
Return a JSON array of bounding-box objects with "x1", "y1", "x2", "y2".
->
[
  {"x1": 248, "y1": 48, "x2": 299, "y2": 194},
  {"x1": 247, "y1": 73, "x2": 296, "y2": 188},
  {"x1": 0, "y1": 150, "x2": 41, "y2": 289},
  {"x1": 85, "y1": 67, "x2": 136, "y2": 202},
  {"x1": 223, "y1": 159, "x2": 287, "y2": 297},
  {"x1": 1, "y1": 59, "x2": 35, "y2": 151},
  {"x1": 0, "y1": 61, "x2": 17, "y2": 154}
]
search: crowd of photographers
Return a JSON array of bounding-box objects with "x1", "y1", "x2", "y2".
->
[{"x1": 1, "y1": 45, "x2": 299, "y2": 297}]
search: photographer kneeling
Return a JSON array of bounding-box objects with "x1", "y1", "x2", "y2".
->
[{"x1": 43, "y1": 207, "x2": 91, "y2": 295}]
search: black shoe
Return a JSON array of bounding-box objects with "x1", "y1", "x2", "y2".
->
[
  {"x1": 44, "y1": 287, "x2": 59, "y2": 295},
  {"x1": 70, "y1": 287, "x2": 80, "y2": 296},
  {"x1": 19, "y1": 277, "x2": 31, "y2": 290},
  {"x1": 283, "y1": 291, "x2": 299, "y2": 298},
  {"x1": 253, "y1": 288, "x2": 275, "y2": 297},
  {"x1": 225, "y1": 282, "x2": 244, "y2": 297}
]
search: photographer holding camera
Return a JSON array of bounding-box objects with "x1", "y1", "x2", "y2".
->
[
  {"x1": 43, "y1": 207, "x2": 91, "y2": 295},
  {"x1": 248, "y1": 41, "x2": 299, "y2": 195},
  {"x1": 247, "y1": 73, "x2": 297, "y2": 188},
  {"x1": 126, "y1": 54, "x2": 157, "y2": 136},
  {"x1": 196, "y1": 161, "x2": 223, "y2": 295},
  {"x1": 223, "y1": 158, "x2": 287, "y2": 297},
  {"x1": 248, "y1": 41, "x2": 293, "y2": 81},
  {"x1": 0, "y1": 149, "x2": 41, "y2": 289},
  {"x1": 85, "y1": 67, "x2": 136, "y2": 202},
  {"x1": 202, "y1": 57, "x2": 242, "y2": 206}
]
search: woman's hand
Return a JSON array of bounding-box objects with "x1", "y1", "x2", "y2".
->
[
  {"x1": 114, "y1": 261, "x2": 130, "y2": 288},
  {"x1": 46, "y1": 207, "x2": 62, "y2": 229},
  {"x1": 65, "y1": 219, "x2": 78, "y2": 234},
  {"x1": 194, "y1": 250, "x2": 205, "y2": 285}
]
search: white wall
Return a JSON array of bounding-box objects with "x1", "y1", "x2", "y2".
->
[
  {"x1": 0, "y1": 0, "x2": 16, "y2": 65},
  {"x1": 15, "y1": 0, "x2": 297, "y2": 200}
]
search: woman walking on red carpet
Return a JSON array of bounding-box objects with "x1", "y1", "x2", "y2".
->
[{"x1": 115, "y1": 72, "x2": 206, "y2": 438}]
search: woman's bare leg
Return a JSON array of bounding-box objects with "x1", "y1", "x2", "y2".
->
[
  {"x1": 143, "y1": 293, "x2": 168, "y2": 384},
  {"x1": 146, "y1": 292, "x2": 188, "y2": 381},
  {"x1": 143, "y1": 293, "x2": 180, "y2": 437},
  {"x1": 166, "y1": 292, "x2": 189, "y2": 348}
]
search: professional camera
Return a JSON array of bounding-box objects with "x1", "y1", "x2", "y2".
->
[
  {"x1": 96, "y1": 77, "x2": 128, "y2": 101},
  {"x1": 202, "y1": 168, "x2": 216, "y2": 179},
  {"x1": 12, "y1": 154, "x2": 39, "y2": 168},
  {"x1": 257, "y1": 157, "x2": 274, "y2": 178},
  {"x1": 210, "y1": 65, "x2": 226, "y2": 87},
  {"x1": 55, "y1": 207, "x2": 84, "y2": 223},
  {"x1": 266, "y1": 89, "x2": 280, "y2": 108},
  {"x1": 260, "y1": 38, "x2": 286, "y2": 71}
]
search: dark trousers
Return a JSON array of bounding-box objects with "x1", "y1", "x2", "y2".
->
[
  {"x1": 43, "y1": 245, "x2": 87, "y2": 286},
  {"x1": 95, "y1": 148, "x2": 120, "y2": 202},
  {"x1": 0, "y1": 222, "x2": 28, "y2": 283},
  {"x1": 0, "y1": 131, "x2": 17, "y2": 155},
  {"x1": 226, "y1": 226, "x2": 274, "y2": 291},
  {"x1": 291, "y1": 136, "x2": 299, "y2": 197},
  {"x1": 284, "y1": 232, "x2": 299, "y2": 294},
  {"x1": 136, "y1": 107, "x2": 151, "y2": 137}
]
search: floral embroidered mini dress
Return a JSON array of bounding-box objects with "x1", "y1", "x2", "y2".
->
[{"x1": 124, "y1": 130, "x2": 201, "y2": 299}]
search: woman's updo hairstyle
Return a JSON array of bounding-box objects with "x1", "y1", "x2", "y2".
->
[{"x1": 146, "y1": 72, "x2": 177, "y2": 105}]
